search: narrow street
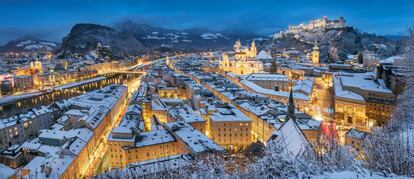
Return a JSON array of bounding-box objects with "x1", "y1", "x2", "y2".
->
[{"x1": 310, "y1": 77, "x2": 334, "y2": 121}]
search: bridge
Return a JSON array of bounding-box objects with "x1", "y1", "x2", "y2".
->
[
  {"x1": 109, "y1": 70, "x2": 146, "y2": 74},
  {"x1": 108, "y1": 59, "x2": 163, "y2": 74}
]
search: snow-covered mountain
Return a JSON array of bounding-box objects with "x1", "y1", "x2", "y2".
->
[
  {"x1": 59, "y1": 23, "x2": 146, "y2": 57},
  {"x1": 57, "y1": 21, "x2": 263, "y2": 57},
  {"x1": 114, "y1": 21, "x2": 261, "y2": 51},
  {"x1": 0, "y1": 36, "x2": 59, "y2": 53}
]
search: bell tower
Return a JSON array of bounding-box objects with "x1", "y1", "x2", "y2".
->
[
  {"x1": 234, "y1": 39, "x2": 241, "y2": 52},
  {"x1": 250, "y1": 40, "x2": 257, "y2": 58},
  {"x1": 312, "y1": 43, "x2": 320, "y2": 65}
]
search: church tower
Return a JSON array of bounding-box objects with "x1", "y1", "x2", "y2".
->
[
  {"x1": 286, "y1": 88, "x2": 296, "y2": 120},
  {"x1": 234, "y1": 39, "x2": 242, "y2": 52},
  {"x1": 312, "y1": 43, "x2": 320, "y2": 65},
  {"x1": 250, "y1": 40, "x2": 257, "y2": 57}
]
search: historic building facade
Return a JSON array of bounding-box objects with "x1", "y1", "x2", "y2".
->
[{"x1": 220, "y1": 40, "x2": 264, "y2": 75}]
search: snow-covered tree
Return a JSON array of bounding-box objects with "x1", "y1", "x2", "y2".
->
[
  {"x1": 246, "y1": 139, "x2": 323, "y2": 178},
  {"x1": 362, "y1": 29, "x2": 414, "y2": 176}
]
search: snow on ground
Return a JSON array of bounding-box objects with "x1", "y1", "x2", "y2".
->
[
  {"x1": 16, "y1": 40, "x2": 33, "y2": 47},
  {"x1": 16, "y1": 40, "x2": 56, "y2": 50},
  {"x1": 24, "y1": 44, "x2": 52, "y2": 50},
  {"x1": 39, "y1": 42, "x2": 57, "y2": 47},
  {"x1": 201, "y1": 33, "x2": 228, "y2": 40},
  {"x1": 143, "y1": 35, "x2": 166, "y2": 40}
]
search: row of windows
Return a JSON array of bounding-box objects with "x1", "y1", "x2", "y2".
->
[
  {"x1": 111, "y1": 148, "x2": 177, "y2": 160},
  {"x1": 218, "y1": 123, "x2": 250, "y2": 127},
  {"x1": 216, "y1": 133, "x2": 250, "y2": 137},
  {"x1": 216, "y1": 138, "x2": 250, "y2": 143},
  {"x1": 216, "y1": 127, "x2": 249, "y2": 132}
]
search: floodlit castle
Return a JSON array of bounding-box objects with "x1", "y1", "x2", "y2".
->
[
  {"x1": 287, "y1": 16, "x2": 346, "y2": 34},
  {"x1": 220, "y1": 40, "x2": 266, "y2": 75}
]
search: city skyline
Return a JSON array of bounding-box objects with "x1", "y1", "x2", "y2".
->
[
  {"x1": 0, "y1": 1, "x2": 413, "y2": 178},
  {"x1": 0, "y1": 0, "x2": 413, "y2": 44}
]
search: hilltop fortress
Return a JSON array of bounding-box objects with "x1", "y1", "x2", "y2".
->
[{"x1": 286, "y1": 16, "x2": 346, "y2": 34}]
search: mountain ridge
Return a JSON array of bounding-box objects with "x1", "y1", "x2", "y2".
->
[{"x1": 0, "y1": 36, "x2": 60, "y2": 53}]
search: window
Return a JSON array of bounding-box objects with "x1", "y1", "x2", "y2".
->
[{"x1": 347, "y1": 116, "x2": 353, "y2": 124}]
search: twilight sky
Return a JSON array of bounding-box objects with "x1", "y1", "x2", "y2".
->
[{"x1": 0, "y1": 0, "x2": 413, "y2": 44}]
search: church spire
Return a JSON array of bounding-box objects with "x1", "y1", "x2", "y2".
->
[
  {"x1": 287, "y1": 88, "x2": 296, "y2": 120},
  {"x1": 250, "y1": 40, "x2": 257, "y2": 57}
]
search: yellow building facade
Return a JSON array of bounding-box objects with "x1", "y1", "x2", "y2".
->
[
  {"x1": 311, "y1": 44, "x2": 320, "y2": 65},
  {"x1": 220, "y1": 40, "x2": 264, "y2": 75}
]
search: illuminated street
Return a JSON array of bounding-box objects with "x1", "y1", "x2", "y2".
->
[{"x1": 310, "y1": 77, "x2": 334, "y2": 121}]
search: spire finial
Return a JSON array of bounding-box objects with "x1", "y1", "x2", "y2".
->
[{"x1": 287, "y1": 88, "x2": 296, "y2": 120}]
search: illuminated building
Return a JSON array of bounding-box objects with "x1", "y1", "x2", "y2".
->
[
  {"x1": 244, "y1": 73, "x2": 290, "y2": 92},
  {"x1": 29, "y1": 60, "x2": 43, "y2": 74},
  {"x1": 18, "y1": 85, "x2": 128, "y2": 179},
  {"x1": 173, "y1": 56, "x2": 321, "y2": 147},
  {"x1": 377, "y1": 55, "x2": 406, "y2": 95},
  {"x1": 150, "y1": 97, "x2": 170, "y2": 123},
  {"x1": 239, "y1": 79, "x2": 310, "y2": 113},
  {"x1": 107, "y1": 105, "x2": 222, "y2": 169},
  {"x1": 286, "y1": 16, "x2": 346, "y2": 34},
  {"x1": 158, "y1": 86, "x2": 181, "y2": 98},
  {"x1": 140, "y1": 98, "x2": 152, "y2": 131},
  {"x1": 220, "y1": 40, "x2": 264, "y2": 75},
  {"x1": 108, "y1": 129, "x2": 183, "y2": 169},
  {"x1": 0, "y1": 145, "x2": 26, "y2": 169},
  {"x1": 206, "y1": 103, "x2": 252, "y2": 151},
  {"x1": 333, "y1": 72, "x2": 395, "y2": 138},
  {"x1": 311, "y1": 44, "x2": 320, "y2": 65},
  {"x1": 0, "y1": 106, "x2": 54, "y2": 150},
  {"x1": 177, "y1": 113, "x2": 206, "y2": 135},
  {"x1": 13, "y1": 75, "x2": 34, "y2": 90}
]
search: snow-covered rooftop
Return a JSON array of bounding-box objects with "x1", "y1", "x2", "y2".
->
[
  {"x1": 0, "y1": 163, "x2": 16, "y2": 179},
  {"x1": 241, "y1": 80, "x2": 309, "y2": 101},
  {"x1": 245, "y1": 73, "x2": 288, "y2": 82},
  {"x1": 136, "y1": 130, "x2": 176, "y2": 148},
  {"x1": 256, "y1": 50, "x2": 273, "y2": 60},
  {"x1": 209, "y1": 105, "x2": 251, "y2": 122},
  {"x1": 333, "y1": 72, "x2": 392, "y2": 102},
  {"x1": 166, "y1": 122, "x2": 223, "y2": 153},
  {"x1": 272, "y1": 119, "x2": 311, "y2": 156},
  {"x1": 380, "y1": 55, "x2": 403, "y2": 64}
]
